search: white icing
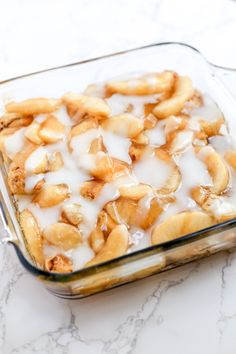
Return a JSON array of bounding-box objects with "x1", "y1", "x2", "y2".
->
[
  {"x1": 44, "y1": 141, "x2": 89, "y2": 193},
  {"x1": 209, "y1": 135, "x2": 234, "y2": 154},
  {"x1": 25, "y1": 174, "x2": 44, "y2": 193},
  {"x1": 42, "y1": 130, "x2": 64, "y2": 141},
  {"x1": 112, "y1": 174, "x2": 138, "y2": 188},
  {"x1": 164, "y1": 116, "x2": 182, "y2": 135},
  {"x1": 191, "y1": 94, "x2": 222, "y2": 122},
  {"x1": 45, "y1": 167, "x2": 87, "y2": 193},
  {"x1": 145, "y1": 75, "x2": 159, "y2": 88},
  {"x1": 25, "y1": 147, "x2": 48, "y2": 174},
  {"x1": 34, "y1": 114, "x2": 47, "y2": 123},
  {"x1": 28, "y1": 203, "x2": 61, "y2": 229},
  {"x1": 4, "y1": 128, "x2": 26, "y2": 159},
  {"x1": 44, "y1": 245, "x2": 63, "y2": 258},
  {"x1": 146, "y1": 121, "x2": 166, "y2": 146},
  {"x1": 71, "y1": 128, "x2": 131, "y2": 165},
  {"x1": 106, "y1": 94, "x2": 158, "y2": 117},
  {"x1": 55, "y1": 106, "x2": 73, "y2": 126},
  {"x1": 178, "y1": 147, "x2": 212, "y2": 190},
  {"x1": 170, "y1": 130, "x2": 194, "y2": 153},
  {"x1": 15, "y1": 195, "x2": 32, "y2": 211},
  {"x1": 133, "y1": 152, "x2": 172, "y2": 189},
  {"x1": 137, "y1": 194, "x2": 154, "y2": 217},
  {"x1": 187, "y1": 119, "x2": 200, "y2": 131},
  {"x1": 76, "y1": 153, "x2": 97, "y2": 173},
  {"x1": 71, "y1": 128, "x2": 100, "y2": 155},
  {"x1": 105, "y1": 95, "x2": 131, "y2": 115},
  {"x1": 219, "y1": 124, "x2": 228, "y2": 135},
  {"x1": 83, "y1": 83, "x2": 105, "y2": 98},
  {"x1": 128, "y1": 227, "x2": 150, "y2": 253},
  {"x1": 69, "y1": 244, "x2": 95, "y2": 270},
  {"x1": 76, "y1": 182, "x2": 120, "y2": 238},
  {"x1": 207, "y1": 197, "x2": 236, "y2": 218},
  {"x1": 173, "y1": 148, "x2": 211, "y2": 212},
  {"x1": 102, "y1": 130, "x2": 131, "y2": 164}
]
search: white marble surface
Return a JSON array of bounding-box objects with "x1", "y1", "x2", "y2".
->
[{"x1": 1, "y1": 0, "x2": 236, "y2": 353}]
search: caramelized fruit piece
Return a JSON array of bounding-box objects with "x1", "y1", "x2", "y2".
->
[
  {"x1": 62, "y1": 92, "x2": 110, "y2": 119},
  {"x1": 38, "y1": 115, "x2": 65, "y2": 144},
  {"x1": 198, "y1": 146, "x2": 229, "y2": 194},
  {"x1": 101, "y1": 113, "x2": 143, "y2": 139},
  {"x1": 20, "y1": 209, "x2": 44, "y2": 267},
  {"x1": 80, "y1": 180, "x2": 105, "y2": 200},
  {"x1": 33, "y1": 184, "x2": 70, "y2": 207},
  {"x1": 43, "y1": 222, "x2": 82, "y2": 250},
  {"x1": 25, "y1": 121, "x2": 43, "y2": 145},
  {"x1": 152, "y1": 211, "x2": 213, "y2": 245},
  {"x1": 61, "y1": 203, "x2": 83, "y2": 226},
  {"x1": 106, "y1": 71, "x2": 175, "y2": 96},
  {"x1": 119, "y1": 184, "x2": 152, "y2": 201},
  {"x1": 86, "y1": 225, "x2": 129, "y2": 266},
  {"x1": 153, "y1": 76, "x2": 194, "y2": 119},
  {"x1": 8, "y1": 143, "x2": 37, "y2": 194},
  {"x1": 6, "y1": 98, "x2": 60, "y2": 115},
  {"x1": 89, "y1": 227, "x2": 105, "y2": 254}
]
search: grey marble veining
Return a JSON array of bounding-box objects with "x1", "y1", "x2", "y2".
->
[{"x1": 1, "y1": 0, "x2": 236, "y2": 353}]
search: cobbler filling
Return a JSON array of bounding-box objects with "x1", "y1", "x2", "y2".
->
[{"x1": 1, "y1": 71, "x2": 236, "y2": 272}]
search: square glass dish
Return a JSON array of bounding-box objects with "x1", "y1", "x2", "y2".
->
[{"x1": 1, "y1": 42, "x2": 236, "y2": 299}]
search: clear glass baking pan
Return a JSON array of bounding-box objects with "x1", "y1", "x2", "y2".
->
[{"x1": 1, "y1": 42, "x2": 236, "y2": 299}]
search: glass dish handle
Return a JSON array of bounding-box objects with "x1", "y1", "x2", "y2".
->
[
  {"x1": 212, "y1": 65, "x2": 236, "y2": 100},
  {"x1": 0, "y1": 192, "x2": 12, "y2": 244}
]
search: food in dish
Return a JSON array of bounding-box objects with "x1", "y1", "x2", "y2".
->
[{"x1": 1, "y1": 69, "x2": 235, "y2": 273}]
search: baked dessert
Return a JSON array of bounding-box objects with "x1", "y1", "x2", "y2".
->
[{"x1": 0, "y1": 70, "x2": 235, "y2": 272}]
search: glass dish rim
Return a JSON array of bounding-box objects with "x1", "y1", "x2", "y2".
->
[{"x1": 1, "y1": 41, "x2": 236, "y2": 282}]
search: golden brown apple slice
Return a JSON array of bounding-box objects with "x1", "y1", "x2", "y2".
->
[
  {"x1": 97, "y1": 210, "x2": 117, "y2": 237},
  {"x1": 19, "y1": 209, "x2": 44, "y2": 267},
  {"x1": 33, "y1": 184, "x2": 70, "y2": 207},
  {"x1": 38, "y1": 115, "x2": 65, "y2": 144},
  {"x1": 80, "y1": 180, "x2": 105, "y2": 200},
  {"x1": 190, "y1": 186, "x2": 210, "y2": 206},
  {"x1": 197, "y1": 146, "x2": 229, "y2": 194},
  {"x1": 0, "y1": 113, "x2": 33, "y2": 130},
  {"x1": 6, "y1": 98, "x2": 60, "y2": 115},
  {"x1": 25, "y1": 121, "x2": 43, "y2": 145},
  {"x1": 139, "y1": 197, "x2": 163, "y2": 230},
  {"x1": 105, "y1": 197, "x2": 138, "y2": 225},
  {"x1": 89, "y1": 227, "x2": 105, "y2": 254},
  {"x1": 199, "y1": 118, "x2": 226, "y2": 138},
  {"x1": 43, "y1": 222, "x2": 82, "y2": 250},
  {"x1": 106, "y1": 71, "x2": 175, "y2": 96},
  {"x1": 62, "y1": 92, "x2": 111, "y2": 119},
  {"x1": 101, "y1": 113, "x2": 143, "y2": 139},
  {"x1": 155, "y1": 148, "x2": 181, "y2": 194},
  {"x1": 152, "y1": 211, "x2": 213, "y2": 245},
  {"x1": 8, "y1": 143, "x2": 37, "y2": 194},
  {"x1": 61, "y1": 203, "x2": 83, "y2": 226},
  {"x1": 47, "y1": 151, "x2": 64, "y2": 172},
  {"x1": 129, "y1": 143, "x2": 147, "y2": 162},
  {"x1": 86, "y1": 224, "x2": 129, "y2": 266},
  {"x1": 153, "y1": 76, "x2": 194, "y2": 119},
  {"x1": 119, "y1": 184, "x2": 152, "y2": 201}
]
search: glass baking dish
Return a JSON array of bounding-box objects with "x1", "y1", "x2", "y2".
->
[{"x1": 1, "y1": 42, "x2": 236, "y2": 299}]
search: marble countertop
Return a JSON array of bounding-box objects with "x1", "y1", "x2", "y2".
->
[{"x1": 1, "y1": 0, "x2": 236, "y2": 353}]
